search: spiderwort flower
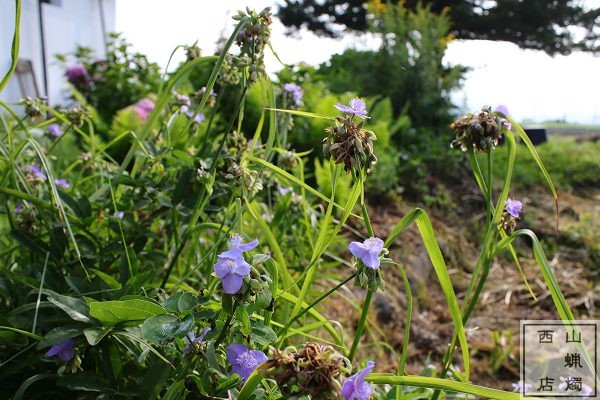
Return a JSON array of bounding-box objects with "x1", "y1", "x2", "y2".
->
[
  {"x1": 226, "y1": 343, "x2": 268, "y2": 382},
  {"x1": 495, "y1": 104, "x2": 512, "y2": 130},
  {"x1": 183, "y1": 327, "x2": 210, "y2": 356},
  {"x1": 24, "y1": 164, "x2": 47, "y2": 182},
  {"x1": 66, "y1": 64, "x2": 90, "y2": 86},
  {"x1": 46, "y1": 339, "x2": 75, "y2": 362},
  {"x1": 133, "y1": 98, "x2": 155, "y2": 122},
  {"x1": 283, "y1": 82, "x2": 303, "y2": 106},
  {"x1": 341, "y1": 361, "x2": 375, "y2": 400},
  {"x1": 213, "y1": 255, "x2": 251, "y2": 294},
  {"x1": 220, "y1": 235, "x2": 259, "y2": 260},
  {"x1": 349, "y1": 237, "x2": 384, "y2": 270},
  {"x1": 185, "y1": 111, "x2": 205, "y2": 123},
  {"x1": 54, "y1": 178, "x2": 70, "y2": 189},
  {"x1": 335, "y1": 98, "x2": 369, "y2": 119},
  {"x1": 176, "y1": 93, "x2": 191, "y2": 111},
  {"x1": 505, "y1": 198, "x2": 523, "y2": 218},
  {"x1": 48, "y1": 123, "x2": 62, "y2": 137}
]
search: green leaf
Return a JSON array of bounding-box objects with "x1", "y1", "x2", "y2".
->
[
  {"x1": 161, "y1": 291, "x2": 199, "y2": 314},
  {"x1": 367, "y1": 374, "x2": 521, "y2": 400},
  {"x1": 83, "y1": 327, "x2": 111, "y2": 346},
  {"x1": 251, "y1": 253, "x2": 271, "y2": 265},
  {"x1": 90, "y1": 268, "x2": 122, "y2": 290},
  {"x1": 235, "y1": 307, "x2": 251, "y2": 336},
  {"x1": 250, "y1": 321, "x2": 277, "y2": 346},
  {"x1": 141, "y1": 314, "x2": 194, "y2": 344},
  {"x1": 46, "y1": 291, "x2": 92, "y2": 323},
  {"x1": 37, "y1": 325, "x2": 82, "y2": 349},
  {"x1": 57, "y1": 372, "x2": 110, "y2": 392},
  {"x1": 162, "y1": 380, "x2": 186, "y2": 400},
  {"x1": 89, "y1": 298, "x2": 166, "y2": 325}
]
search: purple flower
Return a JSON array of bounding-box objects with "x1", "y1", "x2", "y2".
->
[
  {"x1": 213, "y1": 235, "x2": 258, "y2": 294},
  {"x1": 511, "y1": 380, "x2": 533, "y2": 393},
  {"x1": 54, "y1": 178, "x2": 70, "y2": 189},
  {"x1": 114, "y1": 211, "x2": 124, "y2": 219},
  {"x1": 349, "y1": 237, "x2": 384, "y2": 270},
  {"x1": 66, "y1": 64, "x2": 90, "y2": 86},
  {"x1": 14, "y1": 202, "x2": 24, "y2": 215},
  {"x1": 335, "y1": 98, "x2": 369, "y2": 119},
  {"x1": 505, "y1": 198, "x2": 523, "y2": 218},
  {"x1": 185, "y1": 110, "x2": 205, "y2": 123},
  {"x1": 283, "y1": 83, "x2": 303, "y2": 106},
  {"x1": 48, "y1": 123, "x2": 62, "y2": 137},
  {"x1": 200, "y1": 86, "x2": 217, "y2": 97},
  {"x1": 213, "y1": 256, "x2": 251, "y2": 294},
  {"x1": 183, "y1": 327, "x2": 210, "y2": 356},
  {"x1": 226, "y1": 343, "x2": 268, "y2": 382},
  {"x1": 495, "y1": 105, "x2": 512, "y2": 130},
  {"x1": 341, "y1": 361, "x2": 375, "y2": 400},
  {"x1": 24, "y1": 164, "x2": 47, "y2": 182},
  {"x1": 495, "y1": 104, "x2": 508, "y2": 116},
  {"x1": 46, "y1": 339, "x2": 75, "y2": 362},
  {"x1": 176, "y1": 94, "x2": 191, "y2": 109},
  {"x1": 220, "y1": 235, "x2": 259, "y2": 260},
  {"x1": 278, "y1": 187, "x2": 291, "y2": 196},
  {"x1": 133, "y1": 99, "x2": 155, "y2": 122}
]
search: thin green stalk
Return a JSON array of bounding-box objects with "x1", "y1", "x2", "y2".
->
[
  {"x1": 284, "y1": 272, "x2": 356, "y2": 330},
  {"x1": 348, "y1": 288, "x2": 373, "y2": 361},
  {"x1": 486, "y1": 150, "x2": 493, "y2": 223},
  {"x1": 214, "y1": 312, "x2": 235, "y2": 348},
  {"x1": 32, "y1": 252, "x2": 50, "y2": 334},
  {"x1": 0, "y1": 0, "x2": 21, "y2": 93},
  {"x1": 433, "y1": 130, "x2": 517, "y2": 400},
  {"x1": 394, "y1": 263, "x2": 412, "y2": 392},
  {"x1": 349, "y1": 198, "x2": 376, "y2": 362}
]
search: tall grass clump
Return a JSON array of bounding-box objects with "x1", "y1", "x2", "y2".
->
[{"x1": 0, "y1": 1, "x2": 582, "y2": 399}]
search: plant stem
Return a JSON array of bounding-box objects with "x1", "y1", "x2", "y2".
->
[
  {"x1": 486, "y1": 150, "x2": 493, "y2": 224},
  {"x1": 349, "y1": 198, "x2": 376, "y2": 361},
  {"x1": 349, "y1": 287, "x2": 373, "y2": 362}
]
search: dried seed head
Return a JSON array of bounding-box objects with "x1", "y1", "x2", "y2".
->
[{"x1": 450, "y1": 106, "x2": 504, "y2": 153}]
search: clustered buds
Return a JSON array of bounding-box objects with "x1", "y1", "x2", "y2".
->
[
  {"x1": 19, "y1": 97, "x2": 48, "y2": 119},
  {"x1": 231, "y1": 7, "x2": 272, "y2": 84},
  {"x1": 450, "y1": 106, "x2": 504, "y2": 152},
  {"x1": 267, "y1": 343, "x2": 351, "y2": 399},
  {"x1": 324, "y1": 117, "x2": 377, "y2": 174},
  {"x1": 59, "y1": 106, "x2": 91, "y2": 127}
]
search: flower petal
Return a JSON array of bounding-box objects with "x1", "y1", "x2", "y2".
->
[
  {"x1": 335, "y1": 104, "x2": 353, "y2": 113},
  {"x1": 46, "y1": 344, "x2": 60, "y2": 357},
  {"x1": 364, "y1": 237, "x2": 384, "y2": 253},
  {"x1": 221, "y1": 273, "x2": 243, "y2": 294},
  {"x1": 226, "y1": 343, "x2": 249, "y2": 365},
  {"x1": 238, "y1": 238, "x2": 259, "y2": 252},
  {"x1": 349, "y1": 98, "x2": 366, "y2": 113},
  {"x1": 349, "y1": 241, "x2": 368, "y2": 259},
  {"x1": 356, "y1": 360, "x2": 375, "y2": 383},
  {"x1": 249, "y1": 350, "x2": 268, "y2": 366},
  {"x1": 213, "y1": 256, "x2": 234, "y2": 278},
  {"x1": 362, "y1": 252, "x2": 380, "y2": 269},
  {"x1": 232, "y1": 258, "x2": 251, "y2": 276}
]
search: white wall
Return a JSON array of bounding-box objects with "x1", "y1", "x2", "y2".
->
[{"x1": 0, "y1": 0, "x2": 115, "y2": 108}]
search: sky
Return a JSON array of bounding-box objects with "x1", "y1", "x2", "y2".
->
[{"x1": 115, "y1": 0, "x2": 600, "y2": 125}]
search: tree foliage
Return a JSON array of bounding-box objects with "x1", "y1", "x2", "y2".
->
[{"x1": 277, "y1": 0, "x2": 600, "y2": 55}]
